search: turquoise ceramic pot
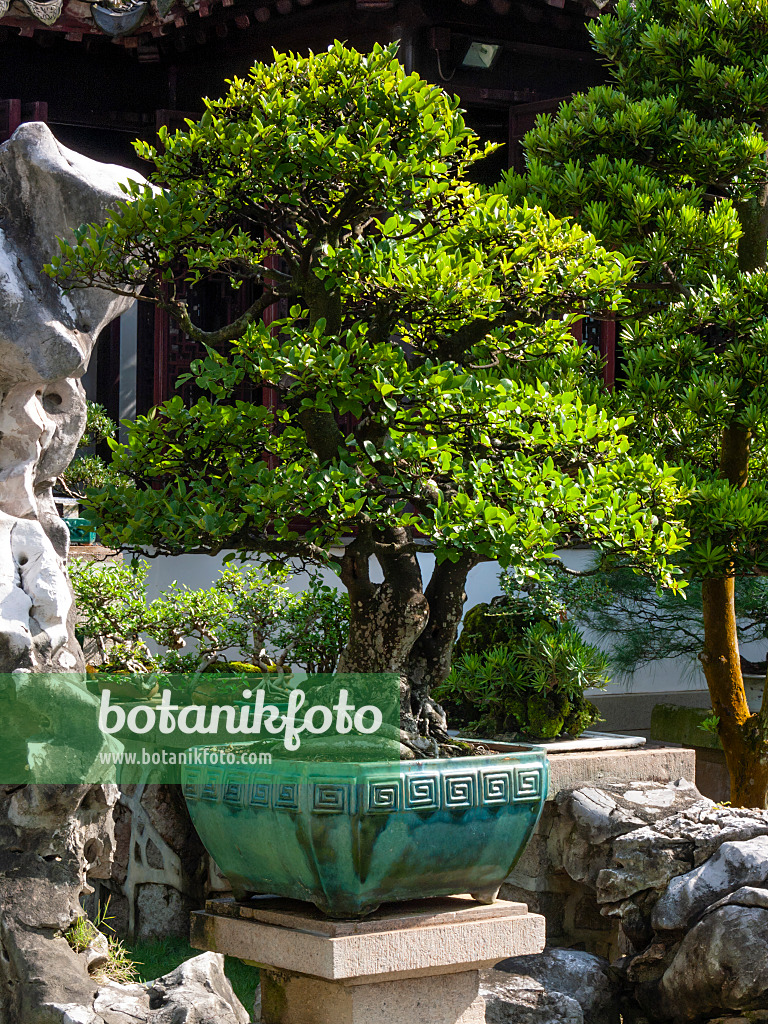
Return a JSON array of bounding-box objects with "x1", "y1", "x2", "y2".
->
[{"x1": 182, "y1": 747, "x2": 548, "y2": 918}]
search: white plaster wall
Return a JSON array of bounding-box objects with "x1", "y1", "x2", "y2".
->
[{"x1": 131, "y1": 546, "x2": 746, "y2": 696}]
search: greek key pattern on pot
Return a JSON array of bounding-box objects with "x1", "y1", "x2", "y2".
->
[{"x1": 183, "y1": 763, "x2": 545, "y2": 813}]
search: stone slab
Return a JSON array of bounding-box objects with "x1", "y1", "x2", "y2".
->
[
  {"x1": 260, "y1": 967, "x2": 486, "y2": 1024},
  {"x1": 204, "y1": 894, "x2": 528, "y2": 936},
  {"x1": 545, "y1": 742, "x2": 695, "y2": 798},
  {"x1": 501, "y1": 731, "x2": 646, "y2": 754},
  {"x1": 191, "y1": 896, "x2": 546, "y2": 984}
]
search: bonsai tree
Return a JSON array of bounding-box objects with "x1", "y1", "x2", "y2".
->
[
  {"x1": 50, "y1": 42, "x2": 684, "y2": 755},
  {"x1": 501, "y1": 0, "x2": 768, "y2": 803},
  {"x1": 58, "y1": 400, "x2": 121, "y2": 498},
  {"x1": 72, "y1": 559, "x2": 349, "y2": 677},
  {"x1": 436, "y1": 598, "x2": 607, "y2": 741}
]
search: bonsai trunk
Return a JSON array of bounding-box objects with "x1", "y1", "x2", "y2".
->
[
  {"x1": 337, "y1": 529, "x2": 429, "y2": 675},
  {"x1": 406, "y1": 553, "x2": 479, "y2": 710},
  {"x1": 336, "y1": 535, "x2": 478, "y2": 753}
]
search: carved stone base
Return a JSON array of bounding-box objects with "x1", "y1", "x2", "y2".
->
[{"x1": 191, "y1": 894, "x2": 546, "y2": 1024}]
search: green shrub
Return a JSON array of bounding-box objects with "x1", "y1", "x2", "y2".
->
[
  {"x1": 72, "y1": 560, "x2": 349, "y2": 679},
  {"x1": 59, "y1": 401, "x2": 124, "y2": 498},
  {"x1": 436, "y1": 600, "x2": 607, "y2": 741}
]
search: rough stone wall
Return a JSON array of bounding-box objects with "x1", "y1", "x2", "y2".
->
[
  {"x1": 512, "y1": 779, "x2": 768, "y2": 1022},
  {"x1": 88, "y1": 784, "x2": 212, "y2": 942},
  {"x1": 500, "y1": 747, "x2": 697, "y2": 958},
  {"x1": 0, "y1": 783, "x2": 119, "y2": 1024},
  {"x1": 500, "y1": 800, "x2": 618, "y2": 959}
]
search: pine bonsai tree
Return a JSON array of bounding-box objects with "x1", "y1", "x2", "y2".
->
[
  {"x1": 50, "y1": 42, "x2": 683, "y2": 755},
  {"x1": 503, "y1": 0, "x2": 768, "y2": 803}
]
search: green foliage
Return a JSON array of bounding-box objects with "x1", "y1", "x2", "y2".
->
[
  {"x1": 538, "y1": 565, "x2": 768, "y2": 677},
  {"x1": 65, "y1": 901, "x2": 140, "y2": 985},
  {"x1": 700, "y1": 713, "x2": 722, "y2": 735},
  {"x1": 71, "y1": 559, "x2": 349, "y2": 676},
  {"x1": 497, "y1": 0, "x2": 768, "y2": 582},
  {"x1": 82, "y1": 401, "x2": 118, "y2": 448},
  {"x1": 436, "y1": 600, "x2": 607, "y2": 740},
  {"x1": 453, "y1": 598, "x2": 548, "y2": 659},
  {"x1": 50, "y1": 42, "x2": 685, "y2": 592},
  {"x1": 59, "y1": 401, "x2": 123, "y2": 498}
]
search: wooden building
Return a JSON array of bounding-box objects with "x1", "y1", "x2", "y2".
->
[{"x1": 0, "y1": 0, "x2": 615, "y2": 424}]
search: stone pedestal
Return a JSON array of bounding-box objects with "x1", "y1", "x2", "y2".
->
[{"x1": 191, "y1": 894, "x2": 546, "y2": 1024}]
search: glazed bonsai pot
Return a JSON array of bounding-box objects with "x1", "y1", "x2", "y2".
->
[{"x1": 182, "y1": 746, "x2": 548, "y2": 918}]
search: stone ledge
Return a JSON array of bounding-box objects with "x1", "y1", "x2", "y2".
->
[
  {"x1": 191, "y1": 895, "x2": 546, "y2": 984},
  {"x1": 546, "y1": 742, "x2": 696, "y2": 797},
  {"x1": 204, "y1": 893, "x2": 528, "y2": 936}
]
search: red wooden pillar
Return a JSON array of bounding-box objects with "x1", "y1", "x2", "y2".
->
[
  {"x1": 0, "y1": 100, "x2": 47, "y2": 143},
  {"x1": 571, "y1": 317, "x2": 617, "y2": 389},
  {"x1": 601, "y1": 320, "x2": 616, "y2": 389},
  {"x1": 153, "y1": 305, "x2": 170, "y2": 407},
  {"x1": 0, "y1": 100, "x2": 21, "y2": 142}
]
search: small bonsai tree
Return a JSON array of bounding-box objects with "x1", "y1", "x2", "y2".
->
[
  {"x1": 58, "y1": 401, "x2": 121, "y2": 497},
  {"x1": 436, "y1": 599, "x2": 607, "y2": 741},
  {"x1": 51, "y1": 43, "x2": 684, "y2": 755},
  {"x1": 72, "y1": 559, "x2": 349, "y2": 679},
  {"x1": 502, "y1": 0, "x2": 768, "y2": 803}
]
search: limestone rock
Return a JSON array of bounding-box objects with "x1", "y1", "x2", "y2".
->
[
  {"x1": 0, "y1": 121, "x2": 141, "y2": 386},
  {"x1": 93, "y1": 953, "x2": 250, "y2": 1024},
  {"x1": 492, "y1": 947, "x2": 621, "y2": 1024},
  {"x1": 551, "y1": 780, "x2": 709, "y2": 892},
  {"x1": 652, "y1": 836, "x2": 768, "y2": 932},
  {"x1": 481, "y1": 969, "x2": 583, "y2": 1024},
  {"x1": 707, "y1": 885, "x2": 768, "y2": 914},
  {"x1": 0, "y1": 122, "x2": 142, "y2": 673},
  {"x1": 0, "y1": 784, "x2": 118, "y2": 1023},
  {"x1": 0, "y1": 127, "x2": 150, "y2": 1024},
  {"x1": 82, "y1": 930, "x2": 110, "y2": 973},
  {"x1": 656, "y1": 905, "x2": 768, "y2": 1022},
  {"x1": 568, "y1": 792, "x2": 768, "y2": 918}
]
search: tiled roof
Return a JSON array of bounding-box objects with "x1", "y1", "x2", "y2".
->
[
  {"x1": 0, "y1": 0, "x2": 602, "y2": 43},
  {"x1": 0, "y1": 0, "x2": 389, "y2": 41}
]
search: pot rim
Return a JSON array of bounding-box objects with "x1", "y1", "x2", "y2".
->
[{"x1": 181, "y1": 740, "x2": 547, "y2": 770}]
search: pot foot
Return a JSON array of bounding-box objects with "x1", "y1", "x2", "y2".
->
[
  {"x1": 233, "y1": 888, "x2": 258, "y2": 903},
  {"x1": 470, "y1": 886, "x2": 500, "y2": 905}
]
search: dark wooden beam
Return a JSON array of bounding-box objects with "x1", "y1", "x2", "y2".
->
[{"x1": 456, "y1": 86, "x2": 539, "y2": 104}]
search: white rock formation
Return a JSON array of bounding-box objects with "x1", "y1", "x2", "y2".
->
[
  {"x1": 0, "y1": 121, "x2": 141, "y2": 672},
  {"x1": 653, "y1": 835, "x2": 768, "y2": 932},
  {"x1": 0, "y1": 124, "x2": 144, "y2": 1023}
]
